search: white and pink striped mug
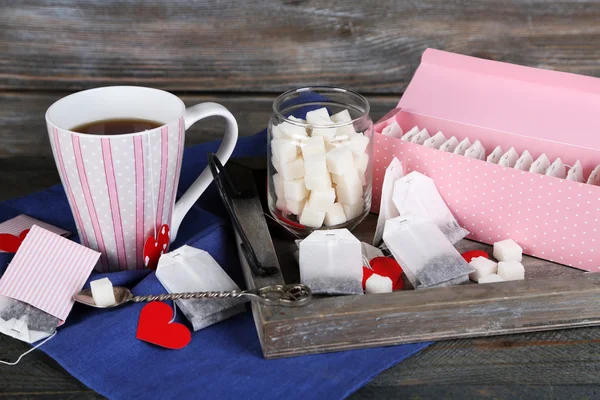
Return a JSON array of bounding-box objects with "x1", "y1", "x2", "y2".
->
[{"x1": 46, "y1": 86, "x2": 238, "y2": 272}]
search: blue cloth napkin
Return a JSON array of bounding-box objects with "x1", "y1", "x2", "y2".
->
[{"x1": 0, "y1": 106, "x2": 431, "y2": 399}]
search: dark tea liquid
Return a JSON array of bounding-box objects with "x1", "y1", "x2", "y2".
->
[{"x1": 71, "y1": 118, "x2": 163, "y2": 135}]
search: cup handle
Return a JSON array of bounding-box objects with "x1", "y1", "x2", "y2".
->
[{"x1": 170, "y1": 102, "x2": 238, "y2": 241}]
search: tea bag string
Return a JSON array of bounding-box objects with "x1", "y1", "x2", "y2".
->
[
  {"x1": 0, "y1": 331, "x2": 56, "y2": 366},
  {"x1": 147, "y1": 133, "x2": 158, "y2": 238}
]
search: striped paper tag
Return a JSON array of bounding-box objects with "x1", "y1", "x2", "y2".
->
[
  {"x1": 0, "y1": 225, "x2": 100, "y2": 322},
  {"x1": 0, "y1": 215, "x2": 70, "y2": 253}
]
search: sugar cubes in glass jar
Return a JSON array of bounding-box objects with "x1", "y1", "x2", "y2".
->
[{"x1": 268, "y1": 87, "x2": 373, "y2": 236}]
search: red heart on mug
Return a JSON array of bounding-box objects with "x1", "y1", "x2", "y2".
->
[
  {"x1": 143, "y1": 224, "x2": 170, "y2": 270},
  {"x1": 0, "y1": 229, "x2": 30, "y2": 253},
  {"x1": 136, "y1": 302, "x2": 191, "y2": 350}
]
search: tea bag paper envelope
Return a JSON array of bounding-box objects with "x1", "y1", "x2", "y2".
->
[
  {"x1": 392, "y1": 171, "x2": 468, "y2": 244},
  {"x1": 0, "y1": 225, "x2": 99, "y2": 343},
  {"x1": 0, "y1": 214, "x2": 70, "y2": 253},
  {"x1": 299, "y1": 229, "x2": 363, "y2": 295},
  {"x1": 156, "y1": 245, "x2": 245, "y2": 331},
  {"x1": 383, "y1": 216, "x2": 473, "y2": 289},
  {"x1": 373, "y1": 157, "x2": 404, "y2": 246}
]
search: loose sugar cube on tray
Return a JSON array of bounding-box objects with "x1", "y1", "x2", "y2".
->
[{"x1": 493, "y1": 239, "x2": 523, "y2": 262}]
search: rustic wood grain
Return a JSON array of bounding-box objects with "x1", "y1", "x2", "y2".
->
[
  {"x1": 2, "y1": 1, "x2": 600, "y2": 93},
  {"x1": 0, "y1": 91, "x2": 397, "y2": 159}
]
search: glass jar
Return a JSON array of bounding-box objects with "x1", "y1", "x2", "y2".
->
[{"x1": 268, "y1": 87, "x2": 373, "y2": 236}]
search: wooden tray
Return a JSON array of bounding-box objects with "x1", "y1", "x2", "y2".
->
[{"x1": 227, "y1": 159, "x2": 600, "y2": 359}]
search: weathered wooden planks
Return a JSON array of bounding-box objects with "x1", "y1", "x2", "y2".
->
[{"x1": 2, "y1": 1, "x2": 600, "y2": 93}]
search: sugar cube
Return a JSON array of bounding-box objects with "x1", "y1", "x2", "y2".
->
[
  {"x1": 324, "y1": 202, "x2": 347, "y2": 226},
  {"x1": 299, "y1": 205, "x2": 326, "y2": 228},
  {"x1": 276, "y1": 197, "x2": 287, "y2": 211},
  {"x1": 312, "y1": 126, "x2": 337, "y2": 140},
  {"x1": 90, "y1": 277, "x2": 117, "y2": 307},
  {"x1": 453, "y1": 138, "x2": 471, "y2": 156},
  {"x1": 529, "y1": 153, "x2": 551, "y2": 174},
  {"x1": 487, "y1": 146, "x2": 503, "y2": 164},
  {"x1": 326, "y1": 147, "x2": 355, "y2": 175},
  {"x1": 468, "y1": 257, "x2": 498, "y2": 282},
  {"x1": 365, "y1": 274, "x2": 393, "y2": 294},
  {"x1": 423, "y1": 131, "x2": 446, "y2": 149},
  {"x1": 308, "y1": 188, "x2": 336, "y2": 211},
  {"x1": 271, "y1": 152, "x2": 281, "y2": 172},
  {"x1": 301, "y1": 136, "x2": 326, "y2": 158},
  {"x1": 343, "y1": 200, "x2": 364, "y2": 221},
  {"x1": 354, "y1": 152, "x2": 369, "y2": 176},
  {"x1": 273, "y1": 173, "x2": 285, "y2": 200},
  {"x1": 271, "y1": 139, "x2": 299, "y2": 165},
  {"x1": 336, "y1": 178, "x2": 363, "y2": 205},
  {"x1": 382, "y1": 121, "x2": 403, "y2": 138},
  {"x1": 278, "y1": 117, "x2": 307, "y2": 139},
  {"x1": 401, "y1": 126, "x2": 420, "y2": 142},
  {"x1": 305, "y1": 107, "x2": 332, "y2": 125},
  {"x1": 410, "y1": 128, "x2": 430, "y2": 145},
  {"x1": 514, "y1": 150, "x2": 533, "y2": 171},
  {"x1": 348, "y1": 134, "x2": 370, "y2": 155},
  {"x1": 280, "y1": 157, "x2": 305, "y2": 181},
  {"x1": 332, "y1": 169, "x2": 361, "y2": 186},
  {"x1": 284, "y1": 178, "x2": 309, "y2": 201},
  {"x1": 478, "y1": 274, "x2": 505, "y2": 284},
  {"x1": 439, "y1": 136, "x2": 459, "y2": 153},
  {"x1": 335, "y1": 125, "x2": 358, "y2": 139},
  {"x1": 305, "y1": 170, "x2": 332, "y2": 191},
  {"x1": 287, "y1": 198, "x2": 306, "y2": 215},
  {"x1": 271, "y1": 124, "x2": 285, "y2": 139},
  {"x1": 497, "y1": 261, "x2": 525, "y2": 281},
  {"x1": 493, "y1": 239, "x2": 523, "y2": 262},
  {"x1": 304, "y1": 154, "x2": 328, "y2": 176},
  {"x1": 330, "y1": 109, "x2": 352, "y2": 123}
]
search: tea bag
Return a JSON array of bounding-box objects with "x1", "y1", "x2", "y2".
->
[
  {"x1": 529, "y1": 153, "x2": 551, "y2": 174},
  {"x1": 587, "y1": 164, "x2": 600, "y2": 186},
  {"x1": 373, "y1": 157, "x2": 404, "y2": 246},
  {"x1": 410, "y1": 128, "x2": 430, "y2": 145},
  {"x1": 566, "y1": 160, "x2": 584, "y2": 182},
  {"x1": 381, "y1": 121, "x2": 403, "y2": 138},
  {"x1": 487, "y1": 146, "x2": 503, "y2": 164},
  {"x1": 439, "y1": 136, "x2": 459, "y2": 153},
  {"x1": 464, "y1": 140, "x2": 486, "y2": 160},
  {"x1": 499, "y1": 147, "x2": 519, "y2": 167},
  {"x1": 401, "y1": 126, "x2": 420, "y2": 142},
  {"x1": 423, "y1": 131, "x2": 447, "y2": 149},
  {"x1": 156, "y1": 245, "x2": 245, "y2": 331},
  {"x1": 392, "y1": 171, "x2": 469, "y2": 244},
  {"x1": 546, "y1": 157, "x2": 567, "y2": 178},
  {"x1": 299, "y1": 229, "x2": 363, "y2": 295},
  {"x1": 514, "y1": 150, "x2": 533, "y2": 171},
  {"x1": 383, "y1": 216, "x2": 474, "y2": 289},
  {"x1": 0, "y1": 296, "x2": 60, "y2": 343},
  {"x1": 453, "y1": 138, "x2": 471, "y2": 156}
]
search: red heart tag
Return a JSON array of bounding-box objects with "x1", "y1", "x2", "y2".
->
[
  {"x1": 143, "y1": 224, "x2": 170, "y2": 270},
  {"x1": 461, "y1": 250, "x2": 489, "y2": 263},
  {"x1": 369, "y1": 257, "x2": 404, "y2": 291},
  {"x1": 136, "y1": 302, "x2": 191, "y2": 350},
  {"x1": 362, "y1": 266, "x2": 374, "y2": 289},
  {"x1": 0, "y1": 229, "x2": 30, "y2": 253}
]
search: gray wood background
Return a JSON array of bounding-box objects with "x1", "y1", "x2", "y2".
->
[{"x1": 2, "y1": 0, "x2": 600, "y2": 398}]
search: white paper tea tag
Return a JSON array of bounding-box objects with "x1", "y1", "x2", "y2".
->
[
  {"x1": 453, "y1": 138, "x2": 471, "y2": 156},
  {"x1": 514, "y1": 150, "x2": 534, "y2": 171},
  {"x1": 373, "y1": 157, "x2": 404, "y2": 245},
  {"x1": 486, "y1": 146, "x2": 503, "y2": 164},
  {"x1": 587, "y1": 164, "x2": 600, "y2": 186},
  {"x1": 392, "y1": 171, "x2": 469, "y2": 244},
  {"x1": 381, "y1": 121, "x2": 403, "y2": 138},
  {"x1": 499, "y1": 147, "x2": 519, "y2": 167},
  {"x1": 464, "y1": 140, "x2": 486, "y2": 160},
  {"x1": 529, "y1": 153, "x2": 551, "y2": 174},
  {"x1": 566, "y1": 160, "x2": 584, "y2": 182},
  {"x1": 410, "y1": 128, "x2": 430, "y2": 145},
  {"x1": 156, "y1": 245, "x2": 245, "y2": 331},
  {"x1": 439, "y1": 137, "x2": 459, "y2": 153},
  {"x1": 545, "y1": 157, "x2": 567, "y2": 178},
  {"x1": 299, "y1": 229, "x2": 363, "y2": 295},
  {"x1": 401, "y1": 126, "x2": 420, "y2": 142},
  {"x1": 423, "y1": 131, "x2": 447, "y2": 149}
]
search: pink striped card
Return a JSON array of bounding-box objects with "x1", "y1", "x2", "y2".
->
[
  {"x1": 0, "y1": 225, "x2": 100, "y2": 322},
  {"x1": 0, "y1": 215, "x2": 70, "y2": 253}
]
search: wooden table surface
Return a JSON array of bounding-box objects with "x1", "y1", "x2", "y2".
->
[{"x1": 3, "y1": 1, "x2": 600, "y2": 398}]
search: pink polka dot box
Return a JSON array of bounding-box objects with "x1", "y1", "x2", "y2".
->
[{"x1": 372, "y1": 49, "x2": 600, "y2": 272}]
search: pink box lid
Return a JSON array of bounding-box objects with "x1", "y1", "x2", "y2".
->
[{"x1": 398, "y1": 49, "x2": 600, "y2": 152}]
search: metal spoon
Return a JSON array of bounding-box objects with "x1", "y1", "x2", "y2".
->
[{"x1": 73, "y1": 283, "x2": 312, "y2": 308}]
